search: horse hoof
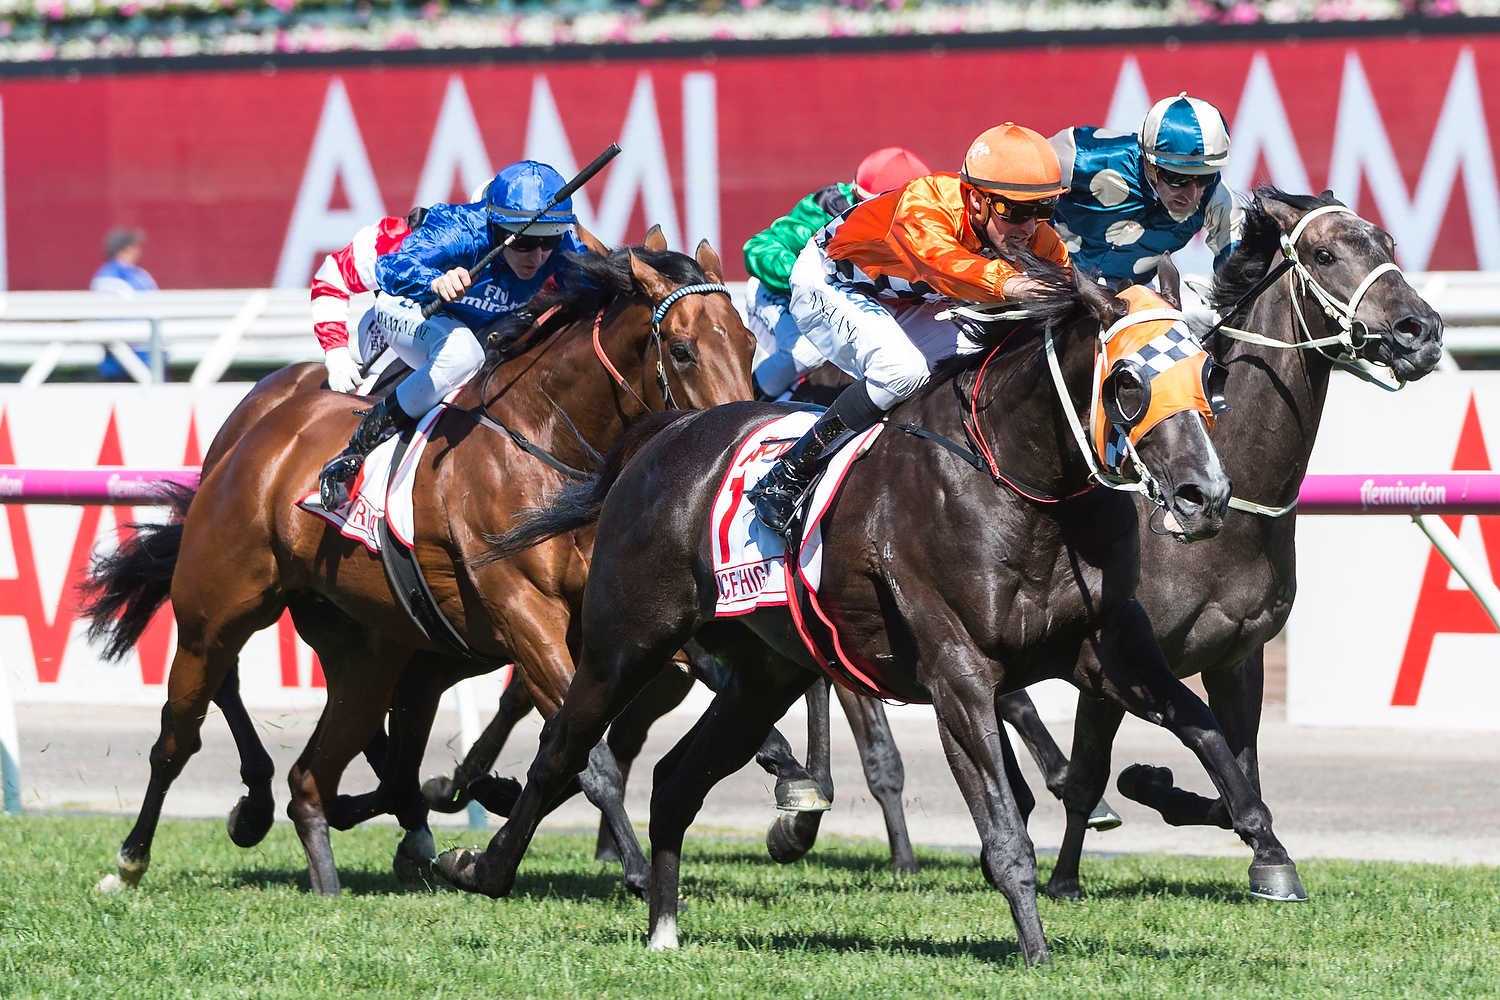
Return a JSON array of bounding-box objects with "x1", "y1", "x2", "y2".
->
[
  {"x1": 1044, "y1": 876, "x2": 1082, "y2": 902},
  {"x1": 595, "y1": 842, "x2": 622, "y2": 864},
  {"x1": 1087, "y1": 799, "x2": 1124, "y2": 832},
  {"x1": 1116, "y1": 763, "x2": 1173, "y2": 804},
  {"x1": 766, "y1": 815, "x2": 815, "y2": 864},
  {"x1": 1249, "y1": 862, "x2": 1307, "y2": 902},
  {"x1": 422, "y1": 776, "x2": 470, "y2": 814},
  {"x1": 469, "y1": 775, "x2": 523, "y2": 816},
  {"x1": 774, "y1": 778, "x2": 832, "y2": 813},
  {"x1": 434, "y1": 849, "x2": 481, "y2": 892},
  {"x1": 394, "y1": 828, "x2": 437, "y2": 886},
  {"x1": 96, "y1": 851, "x2": 148, "y2": 893},
  {"x1": 226, "y1": 796, "x2": 275, "y2": 848},
  {"x1": 393, "y1": 851, "x2": 434, "y2": 885},
  {"x1": 892, "y1": 856, "x2": 921, "y2": 877}
]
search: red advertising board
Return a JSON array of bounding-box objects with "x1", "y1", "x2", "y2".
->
[{"x1": 0, "y1": 32, "x2": 1497, "y2": 289}]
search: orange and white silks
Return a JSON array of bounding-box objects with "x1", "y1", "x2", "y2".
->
[
  {"x1": 823, "y1": 173, "x2": 1069, "y2": 303},
  {"x1": 1090, "y1": 284, "x2": 1227, "y2": 475}
]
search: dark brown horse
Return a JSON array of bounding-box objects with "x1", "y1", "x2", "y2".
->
[
  {"x1": 431, "y1": 273, "x2": 1279, "y2": 965},
  {"x1": 81, "y1": 241, "x2": 755, "y2": 896},
  {"x1": 731, "y1": 188, "x2": 1446, "y2": 898}
]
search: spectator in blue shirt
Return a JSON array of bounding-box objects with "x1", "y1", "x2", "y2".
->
[{"x1": 91, "y1": 228, "x2": 158, "y2": 296}]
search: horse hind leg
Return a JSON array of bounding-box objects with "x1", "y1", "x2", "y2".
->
[
  {"x1": 836, "y1": 685, "x2": 920, "y2": 875},
  {"x1": 647, "y1": 647, "x2": 814, "y2": 951},
  {"x1": 216, "y1": 668, "x2": 277, "y2": 849},
  {"x1": 100, "y1": 604, "x2": 280, "y2": 892},
  {"x1": 996, "y1": 689, "x2": 1123, "y2": 832},
  {"x1": 595, "y1": 662, "x2": 695, "y2": 863},
  {"x1": 762, "y1": 679, "x2": 834, "y2": 865},
  {"x1": 1044, "y1": 692, "x2": 1126, "y2": 902}
]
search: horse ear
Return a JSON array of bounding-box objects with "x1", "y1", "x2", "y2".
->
[
  {"x1": 642, "y1": 225, "x2": 668, "y2": 252},
  {"x1": 1072, "y1": 266, "x2": 1126, "y2": 326},
  {"x1": 1155, "y1": 254, "x2": 1182, "y2": 310},
  {"x1": 1260, "y1": 195, "x2": 1303, "y2": 233},
  {"x1": 573, "y1": 222, "x2": 610, "y2": 255},
  {"x1": 694, "y1": 239, "x2": 725, "y2": 283},
  {"x1": 629, "y1": 251, "x2": 674, "y2": 303}
]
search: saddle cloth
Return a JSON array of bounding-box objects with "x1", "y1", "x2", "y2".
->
[
  {"x1": 296, "y1": 389, "x2": 459, "y2": 552},
  {"x1": 710, "y1": 411, "x2": 883, "y2": 616}
]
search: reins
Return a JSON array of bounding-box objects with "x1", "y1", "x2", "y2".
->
[{"x1": 466, "y1": 281, "x2": 729, "y2": 476}]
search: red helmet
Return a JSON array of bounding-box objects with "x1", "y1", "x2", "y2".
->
[{"x1": 853, "y1": 146, "x2": 932, "y2": 200}]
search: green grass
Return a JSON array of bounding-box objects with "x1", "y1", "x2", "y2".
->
[{"x1": 1, "y1": 815, "x2": 1498, "y2": 999}]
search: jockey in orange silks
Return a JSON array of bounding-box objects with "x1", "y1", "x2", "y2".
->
[{"x1": 749, "y1": 123, "x2": 1071, "y2": 540}]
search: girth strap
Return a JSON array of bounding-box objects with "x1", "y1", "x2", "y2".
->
[{"x1": 378, "y1": 417, "x2": 477, "y2": 658}]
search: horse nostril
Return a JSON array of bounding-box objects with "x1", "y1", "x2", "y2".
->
[
  {"x1": 1173, "y1": 482, "x2": 1206, "y2": 515},
  {"x1": 1394, "y1": 314, "x2": 1432, "y2": 344}
]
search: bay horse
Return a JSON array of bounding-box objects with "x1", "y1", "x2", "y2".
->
[
  {"x1": 81, "y1": 241, "x2": 755, "y2": 896},
  {"x1": 432, "y1": 271, "x2": 1289, "y2": 965}
]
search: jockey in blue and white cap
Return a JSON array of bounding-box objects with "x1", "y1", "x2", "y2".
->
[
  {"x1": 1048, "y1": 92, "x2": 1246, "y2": 288},
  {"x1": 318, "y1": 159, "x2": 588, "y2": 510}
]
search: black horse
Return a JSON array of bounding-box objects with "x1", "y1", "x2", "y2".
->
[{"x1": 430, "y1": 271, "x2": 1288, "y2": 965}]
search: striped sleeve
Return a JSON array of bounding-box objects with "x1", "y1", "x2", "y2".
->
[{"x1": 311, "y1": 216, "x2": 410, "y2": 350}]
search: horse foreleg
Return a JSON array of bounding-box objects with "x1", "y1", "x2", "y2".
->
[
  {"x1": 1098, "y1": 602, "x2": 1303, "y2": 902},
  {"x1": 424, "y1": 669, "x2": 534, "y2": 814},
  {"x1": 214, "y1": 667, "x2": 277, "y2": 849},
  {"x1": 1044, "y1": 690, "x2": 1125, "y2": 902},
  {"x1": 836, "y1": 685, "x2": 919, "y2": 875},
  {"x1": 648, "y1": 649, "x2": 812, "y2": 951},
  {"x1": 1117, "y1": 648, "x2": 1265, "y2": 830},
  {"x1": 996, "y1": 689, "x2": 1123, "y2": 832},
  {"x1": 287, "y1": 648, "x2": 406, "y2": 896}
]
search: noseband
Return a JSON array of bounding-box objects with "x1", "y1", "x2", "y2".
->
[{"x1": 594, "y1": 281, "x2": 730, "y2": 411}]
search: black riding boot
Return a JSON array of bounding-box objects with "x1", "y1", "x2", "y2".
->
[
  {"x1": 318, "y1": 395, "x2": 416, "y2": 511},
  {"x1": 749, "y1": 378, "x2": 886, "y2": 544}
]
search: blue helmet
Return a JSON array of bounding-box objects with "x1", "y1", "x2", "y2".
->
[
  {"x1": 486, "y1": 160, "x2": 576, "y2": 238},
  {"x1": 1139, "y1": 93, "x2": 1230, "y2": 175}
]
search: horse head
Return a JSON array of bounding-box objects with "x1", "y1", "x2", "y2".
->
[
  {"x1": 625, "y1": 238, "x2": 756, "y2": 410},
  {"x1": 1076, "y1": 270, "x2": 1232, "y2": 540},
  {"x1": 1255, "y1": 188, "x2": 1443, "y2": 384}
]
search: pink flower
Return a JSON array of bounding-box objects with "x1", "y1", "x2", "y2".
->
[{"x1": 43, "y1": 2, "x2": 65, "y2": 21}]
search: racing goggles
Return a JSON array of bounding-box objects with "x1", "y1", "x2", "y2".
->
[
  {"x1": 1155, "y1": 167, "x2": 1215, "y2": 190},
  {"x1": 989, "y1": 194, "x2": 1058, "y2": 224},
  {"x1": 506, "y1": 232, "x2": 565, "y2": 253}
]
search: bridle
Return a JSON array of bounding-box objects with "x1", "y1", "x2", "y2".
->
[
  {"x1": 1209, "y1": 204, "x2": 1406, "y2": 392},
  {"x1": 593, "y1": 282, "x2": 730, "y2": 412},
  {"x1": 467, "y1": 280, "x2": 729, "y2": 477},
  {"x1": 1204, "y1": 204, "x2": 1410, "y2": 518}
]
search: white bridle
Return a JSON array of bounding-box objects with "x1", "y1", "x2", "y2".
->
[
  {"x1": 1214, "y1": 204, "x2": 1406, "y2": 392},
  {"x1": 1211, "y1": 204, "x2": 1408, "y2": 518}
]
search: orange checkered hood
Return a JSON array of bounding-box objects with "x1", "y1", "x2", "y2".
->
[{"x1": 1092, "y1": 285, "x2": 1228, "y2": 473}]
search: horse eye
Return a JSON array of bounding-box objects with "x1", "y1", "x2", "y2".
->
[
  {"x1": 669, "y1": 342, "x2": 695, "y2": 364},
  {"x1": 1315, "y1": 247, "x2": 1335, "y2": 265}
]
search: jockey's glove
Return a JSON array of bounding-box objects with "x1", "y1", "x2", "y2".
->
[{"x1": 324, "y1": 346, "x2": 362, "y2": 393}]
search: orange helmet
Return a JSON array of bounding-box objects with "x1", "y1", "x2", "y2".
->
[
  {"x1": 959, "y1": 123, "x2": 1067, "y2": 202},
  {"x1": 853, "y1": 146, "x2": 932, "y2": 200}
]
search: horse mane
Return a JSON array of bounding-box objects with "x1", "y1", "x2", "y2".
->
[
  {"x1": 1207, "y1": 187, "x2": 1345, "y2": 332},
  {"x1": 482, "y1": 246, "x2": 710, "y2": 369},
  {"x1": 924, "y1": 251, "x2": 1090, "y2": 392}
]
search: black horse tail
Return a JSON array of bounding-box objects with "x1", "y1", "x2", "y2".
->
[
  {"x1": 77, "y1": 482, "x2": 194, "y2": 662},
  {"x1": 479, "y1": 410, "x2": 692, "y2": 567}
]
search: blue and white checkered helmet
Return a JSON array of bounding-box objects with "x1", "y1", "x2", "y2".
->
[{"x1": 1139, "y1": 93, "x2": 1230, "y2": 176}]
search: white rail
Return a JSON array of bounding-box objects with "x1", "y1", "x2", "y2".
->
[{"x1": 0, "y1": 274, "x2": 1494, "y2": 386}]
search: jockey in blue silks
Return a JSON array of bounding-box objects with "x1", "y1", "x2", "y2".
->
[
  {"x1": 1048, "y1": 93, "x2": 1246, "y2": 288},
  {"x1": 318, "y1": 159, "x2": 589, "y2": 510}
]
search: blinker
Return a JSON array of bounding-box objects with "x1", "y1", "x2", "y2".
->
[{"x1": 1204, "y1": 358, "x2": 1231, "y2": 416}]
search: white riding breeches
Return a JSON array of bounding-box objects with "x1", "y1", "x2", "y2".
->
[
  {"x1": 788, "y1": 241, "x2": 981, "y2": 410},
  {"x1": 372, "y1": 295, "x2": 485, "y2": 418},
  {"x1": 743, "y1": 276, "x2": 829, "y2": 398}
]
